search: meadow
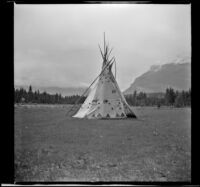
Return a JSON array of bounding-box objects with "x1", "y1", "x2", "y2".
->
[{"x1": 14, "y1": 104, "x2": 191, "y2": 182}]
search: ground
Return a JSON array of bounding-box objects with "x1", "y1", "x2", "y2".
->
[{"x1": 14, "y1": 105, "x2": 191, "y2": 182}]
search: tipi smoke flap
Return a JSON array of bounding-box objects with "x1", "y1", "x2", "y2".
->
[{"x1": 72, "y1": 34, "x2": 136, "y2": 119}]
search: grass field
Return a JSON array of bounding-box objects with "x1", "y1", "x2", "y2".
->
[{"x1": 14, "y1": 105, "x2": 191, "y2": 182}]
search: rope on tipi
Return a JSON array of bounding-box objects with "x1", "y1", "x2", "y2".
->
[{"x1": 114, "y1": 58, "x2": 116, "y2": 79}]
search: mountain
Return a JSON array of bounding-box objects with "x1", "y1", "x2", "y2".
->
[
  {"x1": 14, "y1": 85, "x2": 88, "y2": 96},
  {"x1": 124, "y1": 60, "x2": 191, "y2": 95}
]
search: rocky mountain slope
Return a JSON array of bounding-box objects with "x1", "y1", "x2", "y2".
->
[{"x1": 124, "y1": 60, "x2": 191, "y2": 94}]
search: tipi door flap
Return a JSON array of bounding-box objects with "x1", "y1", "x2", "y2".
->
[{"x1": 85, "y1": 107, "x2": 99, "y2": 118}]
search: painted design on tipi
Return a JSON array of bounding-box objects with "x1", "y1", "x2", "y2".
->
[{"x1": 73, "y1": 33, "x2": 136, "y2": 119}]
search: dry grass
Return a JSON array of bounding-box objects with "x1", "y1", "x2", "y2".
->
[{"x1": 14, "y1": 105, "x2": 191, "y2": 182}]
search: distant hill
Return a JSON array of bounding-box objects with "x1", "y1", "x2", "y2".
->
[
  {"x1": 124, "y1": 60, "x2": 191, "y2": 95},
  {"x1": 14, "y1": 85, "x2": 88, "y2": 96}
]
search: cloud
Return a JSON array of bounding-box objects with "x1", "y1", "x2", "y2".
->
[{"x1": 14, "y1": 4, "x2": 191, "y2": 90}]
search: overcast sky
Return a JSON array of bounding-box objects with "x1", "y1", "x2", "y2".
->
[{"x1": 14, "y1": 4, "x2": 191, "y2": 91}]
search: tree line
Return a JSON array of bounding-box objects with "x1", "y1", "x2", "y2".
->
[
  {"x1": 14, "y1": 86, "x2": 86, "y2": 104},
  {"x1": 125, "y1": 88, "x2": 191, "y2": 107},
  {"x1": 15, "y1": 85, "x2": 191, "y2": 107}
]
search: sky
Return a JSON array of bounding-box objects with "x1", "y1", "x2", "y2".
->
[{"x1": 14, "y1": 4, "x2": 191, "y2": 91}]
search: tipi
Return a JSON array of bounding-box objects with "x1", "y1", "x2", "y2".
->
[{"x1": 72, "y1": 34, "x2": 136, "y2": 119}]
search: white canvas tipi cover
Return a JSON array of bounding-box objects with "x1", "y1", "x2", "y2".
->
[{"x1": 73, "y1": 35, "x2": 136, "y2": 119}]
